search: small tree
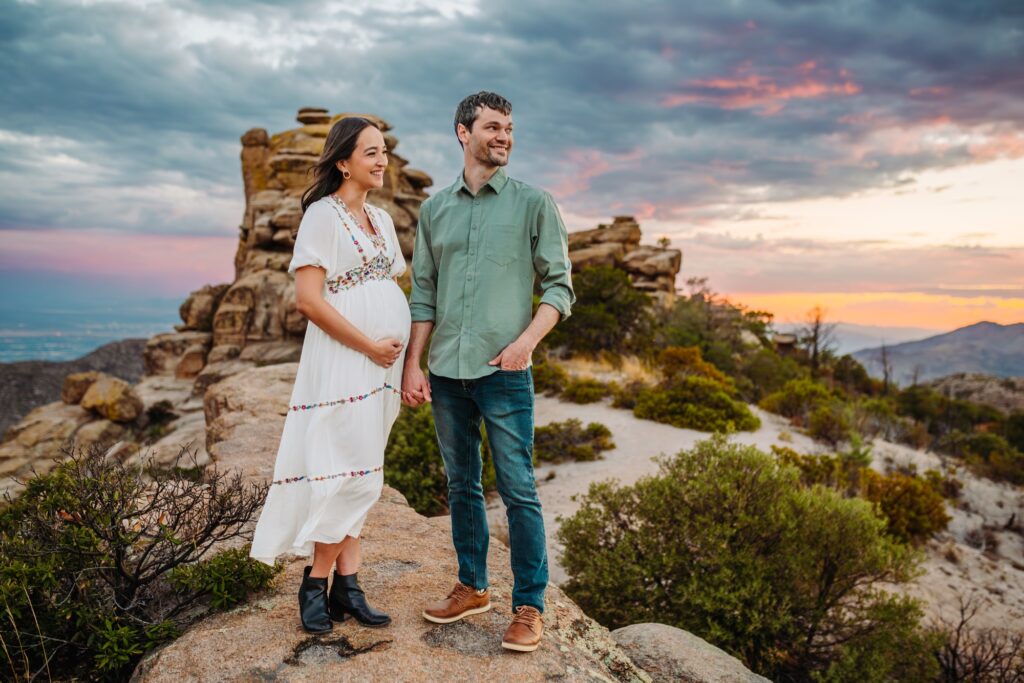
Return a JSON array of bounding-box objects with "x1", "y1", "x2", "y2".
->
[
  {"x1": 879, "y1": 341, "x2": 893, "y2": 395},
  {"x1": 799, "y1": 305, "x2": 837, "y2": 378}
]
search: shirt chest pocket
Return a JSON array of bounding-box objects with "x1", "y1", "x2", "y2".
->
[{"x1": 484, "y1": 224, "x2": 522, "y2": 267}]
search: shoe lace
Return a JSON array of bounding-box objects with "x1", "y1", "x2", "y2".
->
[
  {"x1": 512, "y1": 605, "x2": 540, "y2": 628},
  {"x1": 448, "y1": 583, "x2": 475, "y2": 601}
]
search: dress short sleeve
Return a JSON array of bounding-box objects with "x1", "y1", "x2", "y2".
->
[{"x1": 288, "y1": 201, "x2": 337, "y2": 276}]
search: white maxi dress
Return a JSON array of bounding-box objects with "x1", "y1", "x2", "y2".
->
[{"x1": 250, "y1": 196, "x2": 410, "y2": 565}]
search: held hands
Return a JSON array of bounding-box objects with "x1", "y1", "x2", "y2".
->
[
  {"x1": 368, "y1": 338, "x2": 403, "y2": 368},
  {"x1": 488, "y1": 336, "x2": 534, "y2": 371},
  {"x1": 402, "y1": 364, "x2": 431, "y2": 407}
]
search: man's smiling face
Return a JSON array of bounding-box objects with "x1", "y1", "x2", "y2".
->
[{"x1": 461, "y1": 106, "x2": 513, "y2": 168}]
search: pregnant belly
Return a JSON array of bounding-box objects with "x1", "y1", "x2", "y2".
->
[{"x1": 336, "y1": 281, "x2": 411, "y2": 343}]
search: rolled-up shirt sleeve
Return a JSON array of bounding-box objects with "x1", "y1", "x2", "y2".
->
[
  {"x1": 532, "y1": 192, "x2": 575, "y2": 320},
  {"x1": 409, "y1": 201, "x2": 438, "y2": 322}
]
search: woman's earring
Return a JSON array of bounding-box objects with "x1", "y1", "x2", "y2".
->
[{"x1": 342, "y1": 169, "x2": 351, "y2": 180}]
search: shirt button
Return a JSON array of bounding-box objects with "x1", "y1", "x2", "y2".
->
[
  {"x1": 472, "y1": 225, "x2": 478, "y2": 230},
  {"x1": 467, "y1": 273, "x2": 474, "y2": 279},
  {"x1": 469, "y1": 250, "x2": 475, "y2": 256}
]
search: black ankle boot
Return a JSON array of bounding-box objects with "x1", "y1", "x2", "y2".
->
[
  {"x1": 298, "y1": 566, "x2": 332, "y2": 634},
  {"x1": 328, "y1": 571, "x2": 391, "y2": 627}
]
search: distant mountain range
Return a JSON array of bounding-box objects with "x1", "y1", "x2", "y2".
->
[{"x1": 852, "y1": 322, "x2": 1024, "y2": 384}]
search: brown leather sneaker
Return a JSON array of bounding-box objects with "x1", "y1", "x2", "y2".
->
[
  {"x1": 501, "y1": 605, "x2": 543, "y2": 652},
  {"x1": 422, "y1": 582, "x2": 491, "y2": 624}
]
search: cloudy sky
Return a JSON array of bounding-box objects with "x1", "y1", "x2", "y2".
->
[{"x1": 1, "y1": 0, "x2": 1022, "y2": 330}]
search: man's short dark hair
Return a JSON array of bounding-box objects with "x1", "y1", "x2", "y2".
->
[{"x1": 454, "y1": 91, "x2": 512, "y2": 140}]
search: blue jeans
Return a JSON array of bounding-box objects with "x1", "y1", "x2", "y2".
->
[{"x1": 429, "y1": 369, "x2": 547, "y2": 612}]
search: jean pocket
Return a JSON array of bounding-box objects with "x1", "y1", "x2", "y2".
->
[{"x1": 484, "y1": 224, "x2": 522, "y2": 267}]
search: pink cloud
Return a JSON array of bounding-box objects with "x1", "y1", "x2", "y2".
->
[
  {"x1": 547, "y1": 147, "x2": 645, "y2": 199},
  {"x1": 0, "y1": 229, "x2": 237, "y2": 296},
  {"x1": 662, "y1": 61, "x2": 861, "y2": 115},
  {"x1": 969, "y1": 132, "x2": 1024, "y2": 162}
]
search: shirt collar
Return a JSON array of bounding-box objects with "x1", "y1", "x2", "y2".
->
[{"x1": 452, "y1": 167, "x2": 509, "y2": 196}]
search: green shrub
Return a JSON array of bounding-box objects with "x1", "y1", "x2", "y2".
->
[
  {"x1": 935, "y1": 430, "x2": 1024, "y2": 485},
  {"x1": 534, "y1": 419, "x2": 614, "y2": 463},
  {"x1": 0, "y1": 445, "x2": 276, "y2": 681},
  {"x1": 854, "y1": 397, "x2": 903, "y2": 441},
  {"x1": 1004, "y1": 410, "x2": 1024, "y2": 452},
  {"x1": 859, "y1": 469, "x2": 951, "y2": 545},
  {"x1": 736, "y1": 348, "x2": 805, "y2": 402},
  {"x1": 633, "y1": 376, "x2": 760, "y2": 432},
  {"x1": 558, "y1": 436, "x2": 934, "y2": 681},
  {"x1": 384, "y1": 403, "x2": 496, "y2": 516},
  {"x1": 759, "y1": 378, "x2": 832, "y2": 420},
  {"x1": 658, "y1": 345, "x2": 732, "y2": 388},
  {"x1": 807, "y1": 401, "x2": 854, "y2": 447},
  {"x1": 772, "y1": 445, "x2": 862, "y2": 495},
  {"x1": 922, "y1": 468, "x2": 962, "y2": 500},
  {"x1": 532, "y1": 356, "x2": 568, "y2": 396},
  {"x1": 169, "y1": 546, "x2": 281, "y2": 610},
  {"x1": 545, "y1": 265, "x2": 655, "y2": 357},
  {"x1": 610, "y1": 379, "x2": 647, "y2": 410},
  {"x1": 561, "y1": 377, "x2": 611, "y2": 404}
]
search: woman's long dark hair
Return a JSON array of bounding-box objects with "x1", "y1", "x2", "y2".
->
[{"x1": 301, "y1": 116, "x2": 378, "y2": 213}]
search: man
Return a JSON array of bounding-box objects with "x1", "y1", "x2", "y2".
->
[{"x1": 402, "y1": 91, "x2": 574, "y2": 653}]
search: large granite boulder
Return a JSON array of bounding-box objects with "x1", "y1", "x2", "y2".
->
[
  {"x1": 612, "y1": 623, "x2": 770, "y2": 683},
  {"x1": 61, "y1": 371, "x2": 102, "y2": 405},
  {"x1": 79, "y1": 375, "x2": 144, "y2": 423}
]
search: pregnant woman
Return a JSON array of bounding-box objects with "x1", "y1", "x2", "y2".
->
[{"x1": 249, "y1": 117, "x2": 410, "y2": 634}]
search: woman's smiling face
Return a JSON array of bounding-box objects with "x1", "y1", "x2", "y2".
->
[{"x1": 340, "y1": 125, "x2": 389, "y2": 190}]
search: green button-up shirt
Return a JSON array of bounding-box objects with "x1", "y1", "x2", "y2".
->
[{"x1": 409, "y1": 168, "x2": 575, "y2": 379}]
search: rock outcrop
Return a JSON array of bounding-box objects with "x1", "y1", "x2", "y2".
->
[
  {"x1": 568, "y1": 216, "x2": 682, "y2": 297},
  {"x1": 612, "y1": 624, "x2": 768, "y2": 683}
]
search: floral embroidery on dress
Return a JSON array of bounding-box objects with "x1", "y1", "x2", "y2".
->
[
  {"x1": 325, "y1": 196, "x2": 388, "y2": 264},
  {"x1": 325, "y1": 251, "x2": 393, "y2": 293},
  {"x1": 289, "y1": 382, "x2": 401, "y2": 412},
  {"x1": 271, "y1": 465, "x2": 383, "y2": 486}
]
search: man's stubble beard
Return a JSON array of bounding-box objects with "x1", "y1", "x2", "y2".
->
[{"x1": 472, "y1": 138, "x2": 509, "y2": 168}]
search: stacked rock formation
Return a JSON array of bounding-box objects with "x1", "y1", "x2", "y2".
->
[{"x1": 567, "y1": 216, "x2": 682, "y2": 296}]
